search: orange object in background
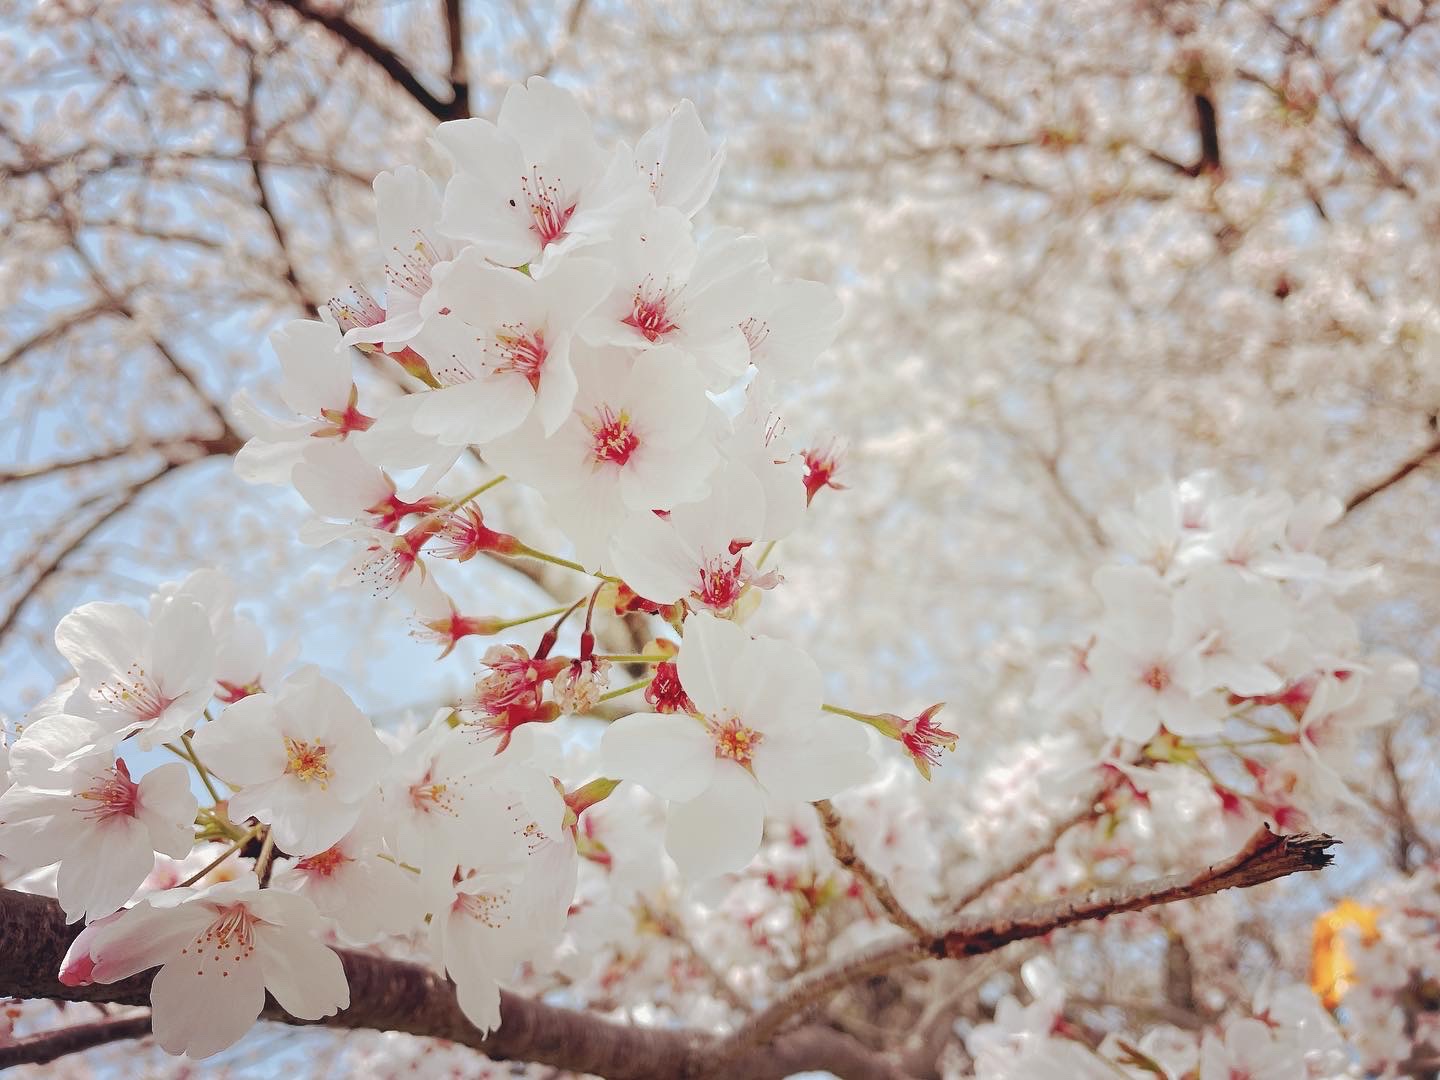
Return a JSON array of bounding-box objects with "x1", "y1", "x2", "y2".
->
[{"x1": 1310, "y1": 899, "x2": 1382, "y2": 1008}]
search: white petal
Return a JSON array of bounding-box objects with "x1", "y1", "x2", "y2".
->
[
  {"x1": 600, "y1": 712, "x2": 715, "y2": 802},
  {"x1": 56, "y1": 818, "x2": 154, "y2": 922},
  {"x1": 191, "y1": 695, "x2": 288, "y2": 785},
  {"x1": 54, "y1": 603, "x2": 148, "y2": 684},
  {"x1": 254, "y1": 926, "x2": 349, "y2": 1020},
  {"x1": 752, "y1": 713, "x2": 875, "y2": 803},
  {"x1": 664, "y1": 766, "x2": 765, "y2": 878},
  {"x1": 675, "y1": 613, "x2": 750, "y2": 716},
  {"x1": 150, "y1": 946, "x2": 265, "y2": 1058}
]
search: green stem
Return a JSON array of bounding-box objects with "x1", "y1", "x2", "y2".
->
[
  {"x1": 498, "y1": 604, "x2": 572, "y2": 630},
  {"x1": 756, "y1": 539, "x2": 778, "y2": 569},
  {"x1": 510, "y1": 543, "x2": 621, "y2": 582},
  {"x1": 512, "y1": 543, "x2": 589, "y2": 574},
  {"x1": 447, "y1": 474, "x2": 507, "y2": 509},
  {"x1": 822, "y1": 703, "x2": 896, "y2": 735},
  {"x1": 181, "y1": 733, "x2": 223, "y2": 803},
  {"x1": 598, "y1": 677, "x2": 652, "y2": 702},
  {"x1": 596, "y1": 653, "x2": 670, "y2": 664}
]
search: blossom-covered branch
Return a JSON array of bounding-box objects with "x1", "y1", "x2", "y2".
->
[{"x1": 716, "y1": 827, "x2": 1336, "y2": 1056}]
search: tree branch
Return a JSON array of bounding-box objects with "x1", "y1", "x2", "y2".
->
[
  {"x1": 0, "y1": 1014, "x2": 152, "y2": 1068},
  {"x1": 270, "y1": 0, "x2": 468, "y2": 121},
  {"x1": 0, "y1": 888, "x2": 909, "y2": 1080},
  {"x1": 444, "y1": 0, "x2": 470, "y2": 119},
  {"x1": 814, "y1": 798, "x2": 928, "y2": 939},
  {"x1": 1343, "y1": 415, "x2": 1440, "y2": 514},
  {"x1": 0, "y1": 462, "x2": 181, "y2": 645},
  {"x1": 711, "y1": 827, "x2": 1335, "y2": 1059}
]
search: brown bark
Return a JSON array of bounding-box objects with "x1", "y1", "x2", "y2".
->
[{"x1": 0, "y1": 888, "x2": 905, "y2": 1080}]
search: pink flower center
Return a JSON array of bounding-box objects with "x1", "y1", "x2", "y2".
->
[
  {"x1": 708, "y1": 712, "x2": 763, "y2": 768},
  {"x1": 520, "y1": 168, "x2": 577, "y2": 248},
  {"x1": 740, "y1": 316, "x2": 770, "y2": 353},
  {"x1": 622, "y1": 278, "x2": 679, "y2": 342},
  {"x1": 283, "y1": 736, "x2": 332, "y2": 787},
  {"x1": 179, "y1": 904, "x2": 258, "y2": 979},
  {"x1": 410, "y1": 771, "x2": 457, "y2": 817},
  {"x1": 94, "y1": 665, "x2": 175, "y2": 726},
  {"x1": 695, "y1": 555, "x2": 745, "y2": 611},
  {"x1": 77, "y1": 759, "x2": 140, "y2": 822},
  {"x1": 453, "y1": 887, "x2": 509, "y2": 928},
  {"x1": 295, "y1": 845, "x2": 351, "y2": 879},
  {"x1": 491, "y1": 326, "x2": 548, "y2": 389},
  {"x1": 386, "y1": 229, "x2": 439, "y2": 299},
  {"x1": 328, "y1": 285, "x2": 386, "y2": 332},
  {"x1": 586, "y1": 406, "x2": 640, "y2": 465},
  {"x1": 1141, "y1": 664, "x2": 1171, "y2": 693}
]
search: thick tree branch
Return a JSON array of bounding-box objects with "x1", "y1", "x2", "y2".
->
[
  {"x1": 0, "y1": 888, "x2": 908, "y2": 1080},
  {"x1": 0, "y1": 1014, "x2": 152, "y2": 1068},
  {"x1": 713, "y1": 827, "x2": 1335, "y2": 1059},
  {"x1": 271, "y1": 0, "x2": 468, "y2": 120}
]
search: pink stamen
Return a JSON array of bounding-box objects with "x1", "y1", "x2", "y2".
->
[
  {"x1": 622, "y1": 278, "x2": 679, "y2": 342},
  {"x1": 586, "y1": 405, "x2": 640, "y2": 466},
  {"x1": 76, "y1": 759, "x2": 141, "y2": 822}
]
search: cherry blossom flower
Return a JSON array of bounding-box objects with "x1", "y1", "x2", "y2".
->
[
  {"x1": 271, "y1": 802, "x2": 421, "y2": 943},
  {"x1": 601, "y1": 614, "x2": 874, "y2": 877},
  {"x1": 0, "y1": 717, "x2": 195, "y2": 921},
  {"x1": 736, "y1": 269, "x2": 843, "y2": 384},
  {"x1": 233, "y1": 317, "x2": 370, "y2": 485},
  {"x1": 293, "y1": 440, "x2": 443, "y2": 533},
  {"x1": 1198, "y1": 1017, "x2": 1309, "y2": 1080},
  {"x1": 869, "y1": 703, "x2": 957, "y2": 781},
  {"x1": 56, "y1": 598, "x2": 216, "y2": 751},
  {"x1": 1171, "y1": 564, "x2": 1291, "y2": 696},
  {"x1": 77, "y1": 881, "x2": 348, "y2": 1058},
  {"x1": 580, "y1": 208, "x2": 766, "y2": 384},
  {"x1": 800, "y1": 440, "x2": 846, "y2": 506},
  {"x1": 340, "y1": 165, "x2": 458, "y2": 352},
  {"x1": 411, "y1": 251, "x2": 614, "y2": 444},
  {"x1": 610, "y1": 463, "x2": 780, "y2": 613},
  {"x1": 434, "y1": 76, "x2": 644, "y2": 274},
  {"x1": 402, "y1": 573, "x2": 503, "y2": 659},
  {"x1": 191, "y1": 667, "x2": 391, "y2": 856},
  {"x1": 1087, "y1": 566, "x2": 1226, "y2": 741},
  {"x1": 554, "y1": 658, "x2": 612, "y2": 714},
  {"x1": 214, "y1": 615, "x2": 297, "y2": 704},
  {"x1": 424, "y1": 815, "x2": 576, "y2": 1033},
  {"x1": 644, "y1": 661, "x2": 693, "y2": 714},
  {"x1": 632, "y1": 99, "x2": 724, "y2": 217},
  {"x1": 381, "y1": 715, "x2": 558, "y2": 875},
  {"x1": 485, "y1": 344, "x2": 719, "y2": 568},
  {"x1": 720, "y1": 393, "x2": 807, "y2": 541}
]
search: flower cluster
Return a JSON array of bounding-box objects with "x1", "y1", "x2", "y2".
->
[
  {"x1": 1039, "y1": 472, "x2": 1417, "y2": 830},
  {"x1": 0, "y1": 82, "x2": 922, "y2": 1062},
  {"x1": 967, "y1": 957, "x2": 1354, "y2": 1078}
]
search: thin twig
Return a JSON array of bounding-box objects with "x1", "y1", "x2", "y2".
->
[
  {"x1": 813, "y1": 799, "x2": 928, "y2": 939},
  {"x1": 710, "y1": 827, "x2": 1335, "y2": 1061},
  {"x1": 0, "y1": 1014, "x2": 152, "y2": 1068}
]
